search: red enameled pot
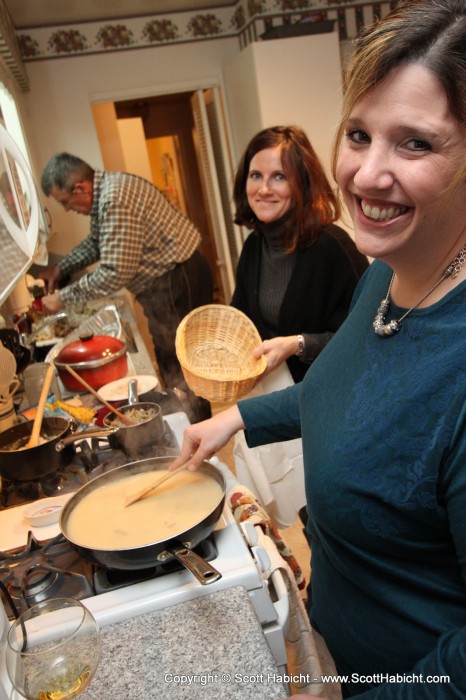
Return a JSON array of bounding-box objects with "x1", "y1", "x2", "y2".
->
[{"x1": 54, "y1": 333, "x2": 128, "y2": 391}]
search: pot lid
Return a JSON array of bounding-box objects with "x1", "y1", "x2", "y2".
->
[{"x1": 55, "y1": 334, "x2": 126, "y2": 365}]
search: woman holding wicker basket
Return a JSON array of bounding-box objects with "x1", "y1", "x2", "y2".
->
[
  {"x1": 231, "y1": 124, "x2": 368, "y2": 384},
  {"x1": 230, "y1": 125, "x2": 368, "y2": 529}
]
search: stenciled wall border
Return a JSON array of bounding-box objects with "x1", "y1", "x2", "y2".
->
[
  {"x1": 0, "y1": 0, "x2": 396, "y2": 92},
  {"x1": 16, "y1": 1, "x2": 394, "y2": 61}
]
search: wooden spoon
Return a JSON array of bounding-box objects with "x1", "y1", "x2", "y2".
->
[
  {"x1": 24, "y1": 363, "x2": 55, "y2": 449},
  {"x1": 124, "y1": 464, "x2": 191, "y2": 507},
  {"x1": 63, "y1": 365, "x2": 134, "y2": 426}
]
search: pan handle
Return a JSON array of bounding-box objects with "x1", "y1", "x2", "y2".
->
[
  {"x1": 55, "y1": 427, "x2": 116, "y2": 451},
  {"x1": 169, "y1": 546, "x2": 222, "y2": 585}
]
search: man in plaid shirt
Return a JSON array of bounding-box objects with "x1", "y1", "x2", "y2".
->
[{"x1": 39, "y1": 152, "x2": 213, "y2": 420}]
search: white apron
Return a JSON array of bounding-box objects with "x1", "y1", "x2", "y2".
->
[{"x1": 233, "y1": 363, "x2": 306, "y2": 529}]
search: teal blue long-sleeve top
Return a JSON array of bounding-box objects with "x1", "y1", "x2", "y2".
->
[{"x1": 239, "y1": 260, "x2": 466, "y2": 698}]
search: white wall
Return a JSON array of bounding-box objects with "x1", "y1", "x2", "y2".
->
[
  {"x1": 223, "y1": 31, "x2": 342, "y2": 179},
  {"x1": 15, "y1": 31, "x2": 345, "y2": 254},
  {"x1": 19, "y1": 38, "x2": 239, "y2": 253}
]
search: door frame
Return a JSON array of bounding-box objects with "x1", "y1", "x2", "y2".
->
[{"x1": 90, "y1": 78, "x2": 240, "y2": 303}]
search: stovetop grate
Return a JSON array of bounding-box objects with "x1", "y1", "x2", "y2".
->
[
  {"x1": 0, "y1": 530, "x2": 218, "y2": 621},
  {"x1": 0, "y1": 419, "x2": 179, "y2": 510}
]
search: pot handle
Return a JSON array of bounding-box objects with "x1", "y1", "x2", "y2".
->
[
  {"x1": 169, "y1": 546, "x2": 222, "y2": 585},
  {"x1": 128, "y1": 378, "x2": 138, "y2": 405},
  {"x1": 55, "y1": 427, "x2": 116, "y2": 451}
]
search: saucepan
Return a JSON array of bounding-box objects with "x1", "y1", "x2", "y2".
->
[
  {"x1": 59, "y1": 456, "x2": 225, "y2": 584},
  {"x1": 55, "y1": 400, "x2": 164, "y2": 456},
  {"x1": 0, "y1": 416, "x2": 77, "y2": 480}
]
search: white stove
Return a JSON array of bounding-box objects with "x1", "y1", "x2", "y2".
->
[{"x1": 0, "y1": 413, "x2": 290, "y2": 697}]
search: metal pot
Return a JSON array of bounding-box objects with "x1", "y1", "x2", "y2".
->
[
  {"x1": 0, "y1": 416, "x2": 77, "y2": 480},
  {"x1": 54, "y1": 334, "x2": 128, "y2": 391},
  {"x1": 59, "y1": 456, "x2": 225, "y2": 584},
  {"x1": 56, "y1": 401, "x2": 164, "y2": 456}
]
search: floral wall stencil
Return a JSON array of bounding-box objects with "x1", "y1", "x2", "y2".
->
[
  {"x1": 96, "y1": 24, "x2": 134, "y2": 49},
  {"x1": 187, "y1": 14, "x2": 223, "y2": 37},
  {"x1": 13, "y1": 1, "x2": 394, "y2": 61},
  {"x1": 47, "y1": 29, "x2": 87, "y2": 54},
  {"x1": 142, "y1": 19, "x2": 179, "y2": 43},
  {"x1": 18, "y1": 35, "x2": 39, "y2": 59}
]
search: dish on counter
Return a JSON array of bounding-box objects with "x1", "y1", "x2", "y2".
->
[
  {"x1": 98, "y1": 375, "x2": 159, "y2": 401},
  {"x1": 23, "y1": 494, "x2": 74, "y2": 527},
  {"x1": 44, "y1": 304, "x2": 124, "y2": 364},
  {"x1": 28, "y1": 299, "x2": 120, "y2": 344}
]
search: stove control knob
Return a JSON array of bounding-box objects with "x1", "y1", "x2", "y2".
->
[
  {"x1": 251, "y1": 545, "x2": 271, "y2": 573},
  {"x1": 240, "y1": 521, "x2": 258, "y2": 546}
]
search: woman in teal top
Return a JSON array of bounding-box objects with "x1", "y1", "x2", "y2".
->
[{"x1": 172, "y1": 1, "x2": 466, "y2": 696}]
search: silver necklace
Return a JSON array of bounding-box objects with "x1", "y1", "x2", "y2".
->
[{"x1": 373, "y1": 245, "x2": 466, "y2": 337}]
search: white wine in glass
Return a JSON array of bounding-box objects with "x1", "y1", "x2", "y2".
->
[{"x1": 6, "y1": 597, "x2": 101, "y2": 700}]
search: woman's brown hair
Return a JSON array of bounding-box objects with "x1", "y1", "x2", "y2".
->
[{"x1": 234, "y1": 126, "x2": 340, "y2": 252}]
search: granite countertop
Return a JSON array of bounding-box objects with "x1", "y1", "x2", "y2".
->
[{"x1": 80, "y1": 586, "x2": 288, "y2": 700}]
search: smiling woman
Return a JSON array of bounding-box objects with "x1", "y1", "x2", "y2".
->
[
  {"x1": 334, "y1": 63, "x2": 466, "y2": 291},
  {"x1": 171, "y1": 2, "x2": 466, "y2": 698},
  {"x1": 231, "y1": 125, "x2": 367, "y2": 382},
  {"x1": 245, "y1": 147, "x2": 292, "y2": 224},
  {"x1": 227, "y1": 125, "x2": 368, "y2": 528}
]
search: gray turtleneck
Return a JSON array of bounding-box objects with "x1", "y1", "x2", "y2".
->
[{"x1": 258, "y1": 221, "x2": 297, "y2": 334}]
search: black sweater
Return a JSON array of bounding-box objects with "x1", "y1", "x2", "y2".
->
[{"x1": 231, "y1": 223, "x2": 368, "y2": 382}]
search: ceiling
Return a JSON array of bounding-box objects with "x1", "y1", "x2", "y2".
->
[{"x1": 4, "y1": 0, "x2": 236, "y2": 30}]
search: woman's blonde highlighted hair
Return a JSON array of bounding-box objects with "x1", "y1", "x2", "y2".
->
[{"x1": 332, "y1": 0, "x2": 466, "y2": 190}]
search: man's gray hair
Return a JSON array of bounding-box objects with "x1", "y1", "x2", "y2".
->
[{"x1": 41, "y1": 152, "x2": 95, "y2": 195}]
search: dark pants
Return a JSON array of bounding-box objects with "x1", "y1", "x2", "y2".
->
[{"x1": 137, "y1": 250, "x2": 213, "y2": 422}]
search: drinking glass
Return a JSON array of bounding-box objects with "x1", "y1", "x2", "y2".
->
[{"x1": 5, "y1": 597, "x2": 101, "y2": 700}]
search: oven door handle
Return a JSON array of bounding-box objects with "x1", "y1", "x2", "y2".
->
[
  {"x1": 269, "y1": 565, "x2": 290, "y2": 636},
  {"x1": 251, "y1": 525, "x2": 291, "y2": 637}
]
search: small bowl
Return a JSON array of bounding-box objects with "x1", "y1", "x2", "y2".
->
[{"x1": 23, "y1": 495, "x2": 71, "y2": 527}]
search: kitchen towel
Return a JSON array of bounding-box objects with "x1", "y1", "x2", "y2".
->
[
  {"x1": 229, "y1": 483, "x2": 342, "y2": 699},
  {"x1": 229, "y1": 484, "x2": 305, "y2": 589}
]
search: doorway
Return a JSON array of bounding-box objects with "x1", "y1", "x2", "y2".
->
[{"x1": 92, "y1": 89, "x2": 240, "y2": 305}]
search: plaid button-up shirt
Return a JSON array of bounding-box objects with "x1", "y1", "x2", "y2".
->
[{"x1": 59, "y1": 170, "x2": 201, "y2": 303}]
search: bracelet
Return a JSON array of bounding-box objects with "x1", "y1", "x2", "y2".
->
[{"x1": 295, "y1": 334, "x2": 305, "y2": 357}]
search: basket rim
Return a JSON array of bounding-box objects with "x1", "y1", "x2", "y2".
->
[
  {"x1": 175, "y1": 303, "x2": 267, "y2": 382},
  {"x1": 176, "y1": 303, "x2": 258, "y2": 329}
]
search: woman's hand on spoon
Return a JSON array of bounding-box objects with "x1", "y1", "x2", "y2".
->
[{"x1": 170, "y1": 405, "x2": 245, "y2": 471}]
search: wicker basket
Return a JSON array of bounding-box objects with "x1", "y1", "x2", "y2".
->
[{"x1": 175, "y1": 304, "x2": 267, "y2": 404}]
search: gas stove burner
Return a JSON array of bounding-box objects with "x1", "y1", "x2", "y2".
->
[
  {"x1": 21, "y1": 564, "x2": 94, "y2": 607},
  {"x1": 40, "y1": 472, "x2": 62, "y2": 495},
  {"x1": 42, "y1": 534, "x2": 76, "y2": 558},
  {"x1": 0, "y1": 468, "x2": 87, "y2": 510},
  {"x1": 93, "y1": 535, "x2": 218, "y2": 594},
  {"x1": 0, "y1": 534, "x2": 96, "y2": 619},
  {"x1": 0, "y1": 414, "x2": 183, "y2": 511}
]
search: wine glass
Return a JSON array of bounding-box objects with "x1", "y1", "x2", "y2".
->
[{"x1": 5, "y1": 597, "x2": 101, "y2": 700}]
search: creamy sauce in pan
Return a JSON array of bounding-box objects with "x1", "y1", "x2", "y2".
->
[{"x1": 65, "y1": 470, "x2": 223, "y2": 549}]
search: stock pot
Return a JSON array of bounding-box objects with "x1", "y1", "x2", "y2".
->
[{"x1": 54, "y1": 334, "x2": 127, "y2": 391}]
